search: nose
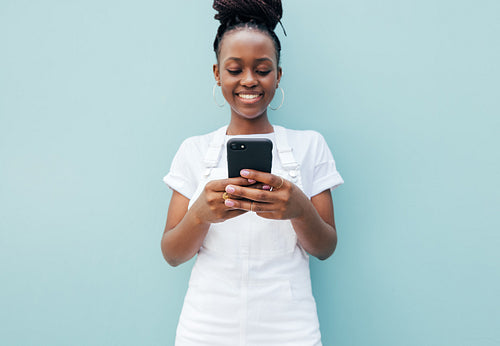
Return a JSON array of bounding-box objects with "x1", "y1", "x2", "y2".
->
[{"x1": 240, "y1": 69, "x2": 258, "y2": 87}]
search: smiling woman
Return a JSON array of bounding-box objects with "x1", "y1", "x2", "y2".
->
[{"x1": 161, "y1": 0, "x2": 344, "y2": 345}]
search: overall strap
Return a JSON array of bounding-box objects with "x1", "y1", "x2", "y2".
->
[
  {"x1": 203, "y1": 125, "x2": 228, "y2": 177},
  {"x1": 273, "y1": 125, "x2": 301, "y2": 182}
]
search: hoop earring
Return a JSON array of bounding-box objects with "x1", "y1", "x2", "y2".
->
[
  {"x1": 269, "y1": 86, "x2": 284, "y2": 111},
  {"x1": 213, "y1": 83, "x2": 225, "y2": 107}
]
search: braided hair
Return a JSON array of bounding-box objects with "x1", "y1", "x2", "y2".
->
[{"x1": 213, "y1": 0, "x2": 285, "y2": 65}]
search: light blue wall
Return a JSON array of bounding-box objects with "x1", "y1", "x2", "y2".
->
[{"x1": 1, "y1": 1, "x2": 498, "y2": 345}]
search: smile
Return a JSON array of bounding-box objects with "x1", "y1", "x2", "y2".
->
[{"x1": 236, "y1": 93, "x2": 263, "y2": 104}]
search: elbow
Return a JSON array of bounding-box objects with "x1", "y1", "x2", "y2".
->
[
  {"x1": 161, "y1": 248, "x2": 184, "y2": 267},
  {"x1": 310, "y1": 245, "x2": 335, "y2": 261},
  {"x1": 317, "y1": 252, "x2": 332, "y2": 261},
  {"x1": 166, "y1": 257, "x2": 182, "y2": 267},
  {"x1": 161, "y1": 241, "x2": 193, "y2": 267},
  {"x1": 317, "y1": 248, "x2": 334, "y2": 261},
  {"x1": 161, "y1": 246, "x2": 184, "y2": 267},
  {"x1": 316, "y1": 231, "x2": 337, "y2": 261},
  {"x1": 160, "y1": 235, "x2": 183, "y2": 267}
]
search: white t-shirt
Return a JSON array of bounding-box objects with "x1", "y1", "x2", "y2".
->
[{"x1": 163, "y1": 127, "x2": 343, "y2": 199}]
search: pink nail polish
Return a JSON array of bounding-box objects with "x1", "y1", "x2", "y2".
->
[
  {"x1": 226, "y1": 185, "x2": 235, "y2": 193},
  {"x1": 241, "y1": 170, "x2": 250, "y2": 177},
  {"x1": 225, "y1": 200, "x2": 234, "y2": 207},
  {"x1": 248, "y1": 179, "x2": 256, "y2": 184},
  {"x1": 263, "y1": 185, "x2": 271, "y2": 190}
]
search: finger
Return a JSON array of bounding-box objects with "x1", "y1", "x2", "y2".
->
[
  {"x1": 240, "y1": 169, "x2": 286, "y2": 189},
  {"x1": 247, "y1": 182, "x2": 271, "y2": 190},
  {"x1": 208, "y1": 177, "x2": 256, "y2": 192},
  {"x1": 225, "y1": 184, "x2": 275, "y2": 203},
  {"x1": 220, "y1": 191, "x2": 244, "y2": 201},
  {"x1": 225, "y1": 199, "x2": 273, "y2": 213}
]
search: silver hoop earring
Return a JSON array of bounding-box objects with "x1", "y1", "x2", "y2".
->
[
  {"x1": 269, "y1": 86, "x2": 284, "y2": 111},
  {"x1": 213, "y1": 83, "x2": 225, "y2": 107}
]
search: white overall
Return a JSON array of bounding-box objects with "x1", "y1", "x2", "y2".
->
[{"x1": 175, "y1": 126, "x2": 322, "y2": 346}]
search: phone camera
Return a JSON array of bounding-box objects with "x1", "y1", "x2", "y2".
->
[{"x1": 230, "y1": 142, "x2": 246, "y2": 150}]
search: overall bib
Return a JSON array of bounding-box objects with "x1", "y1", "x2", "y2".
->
[{"x1": 175, "y1": 126, "x2": 322, "y2": 346}]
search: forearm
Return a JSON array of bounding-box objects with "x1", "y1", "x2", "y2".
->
[
  {"x1": 161, "y1": 206, "x2": 210, "y2": 267},
  {"x1": 291, "y1": 200, "x2": 337, "y2": 260},
  {"x1": 222, "y1": 171, "x2": 338, "y2": 259}
]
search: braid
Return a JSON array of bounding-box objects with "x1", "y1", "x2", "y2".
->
[
  {"x1": 213, "y1": 0, "x2": 285, "y2": 64},
  {"x1": 214, "y1": 0, "x2": 282, "y2": 31}
]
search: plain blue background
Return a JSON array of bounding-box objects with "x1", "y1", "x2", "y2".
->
[{"x1": 1, "y1": 1, "x2": 498, "y2": 345}]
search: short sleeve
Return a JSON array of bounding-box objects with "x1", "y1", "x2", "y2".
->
[
  {"x1": 162, "y1": 138, "x2": 197, "y2": 199},
  {"x1": 310, "y1": 133, "x2": 344, "y2": 197}
]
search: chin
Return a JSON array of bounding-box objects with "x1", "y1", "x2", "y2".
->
[
  {"x1": 232, "y1": 106, "x2": 268, "y2": 120},
  {"x1": 237, "y1": 111, "x2": 267, "y2": 120}
]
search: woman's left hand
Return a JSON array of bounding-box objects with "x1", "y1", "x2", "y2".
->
[
  {"x1": 225, "y1": 169, "x2": 338, "y2": 260},
  {"x1": 223, "y1": 169, "x2": 309, "y2": 220}
]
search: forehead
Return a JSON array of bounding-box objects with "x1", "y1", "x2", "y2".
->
[{"x1": 219, "y1": 29, "x2": 277, "y2": 65}]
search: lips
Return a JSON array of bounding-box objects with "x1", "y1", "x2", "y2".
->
[{"x1": 236, "y1": 91, "x2": 263, "y2": 104}]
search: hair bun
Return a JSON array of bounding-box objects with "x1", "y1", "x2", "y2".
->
[{"x1": 213, "y1": 0, "x2": 283, "y2": 32}]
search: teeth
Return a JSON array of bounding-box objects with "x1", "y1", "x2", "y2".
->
[{"x1": 238, "y1": 94, "x2": 260, "y2": 99}]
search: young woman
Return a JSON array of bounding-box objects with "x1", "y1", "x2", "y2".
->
[{"x1": 161, "y1": 1, "x2": 343, "y2": 344}]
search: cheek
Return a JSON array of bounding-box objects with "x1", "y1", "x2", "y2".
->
[
  {"x1": 266, "y1": 80, "x2": 278, "y2": 95},
  {"x1": 220, "y1": 76, "x2": 237, "y2": 89},
  {"x1": 220, "y1": 85, "x2": 235, "y2": 101},
  {"x1": 265, "y1": 74, "x2": 278, "y2": 87},
  {"x1": 267, "y1": 89, "x2": 277, "y2": 101}
]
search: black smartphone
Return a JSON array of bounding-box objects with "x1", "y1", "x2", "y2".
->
[{"x1": 227, "y1": 138, "x2": 273, "y2": 178}]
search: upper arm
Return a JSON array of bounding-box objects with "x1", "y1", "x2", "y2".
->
[
  {"x1": 164, "y1": 190, "x2": 190, "y2": 233},
  {"x1": 310, "y1": 189, "x2": 336, "y2": 229}
]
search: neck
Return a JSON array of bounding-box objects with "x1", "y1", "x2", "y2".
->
[{"x1": 226, "y1": 112, "x2": 273, "y2": 135}]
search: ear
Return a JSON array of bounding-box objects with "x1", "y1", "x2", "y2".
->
[
  {"x1": 276, "y1": 66, "x2": 283, "y2": 88},
  {"x1": 213, "y1": 64, "x2": 221, "y2": 85}
]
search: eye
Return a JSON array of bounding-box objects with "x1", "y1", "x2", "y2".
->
[
  {"x1": 227, "y1": 69, "x2": 241, "y2": 75},
  {"x1": 257, "y1": 70, "x2": 271, "y2": 76}
]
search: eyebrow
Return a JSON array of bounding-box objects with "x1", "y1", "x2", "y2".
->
[{"x1": 224, "y1": 57, "x2": 273, "y2": 64}]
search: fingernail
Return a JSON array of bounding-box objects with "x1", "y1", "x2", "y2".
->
[
  {"x1": 225, "y1": 200, "x2": 234, "y2": 207},
  {"x1": 226, "y1": 185, "x2": 235, "y2": 193},
  {"x1": 263, "y1": 185, "x2": 271, "y2": 190},
  {"x1": 240, "y1": 170, "x2": 250, "y2": 177},
  {"x1": 248, "y1": 179, "x2": 256, "y2": 184}
]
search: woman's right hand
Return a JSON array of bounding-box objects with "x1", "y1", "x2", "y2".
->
[
  {"x1": 162, "y1": 176, "x2": 260, "y2": 266},
  {"x1": 190, "y1": 177, "x2": 256, "y2": 225}
]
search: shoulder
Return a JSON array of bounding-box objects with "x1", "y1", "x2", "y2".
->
[
  {"x1": 175, "y1": 127, "x2": 225, "y2": 157},
  {"x1": 274, "y1": 125, "x2": 335, "y2": 168},
  {"x1": 165, "y1": 127, "x2": 225, "y2": 197},
  {"x1": 275, "y1": 126, "x2": 328, "y2": 149}
]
